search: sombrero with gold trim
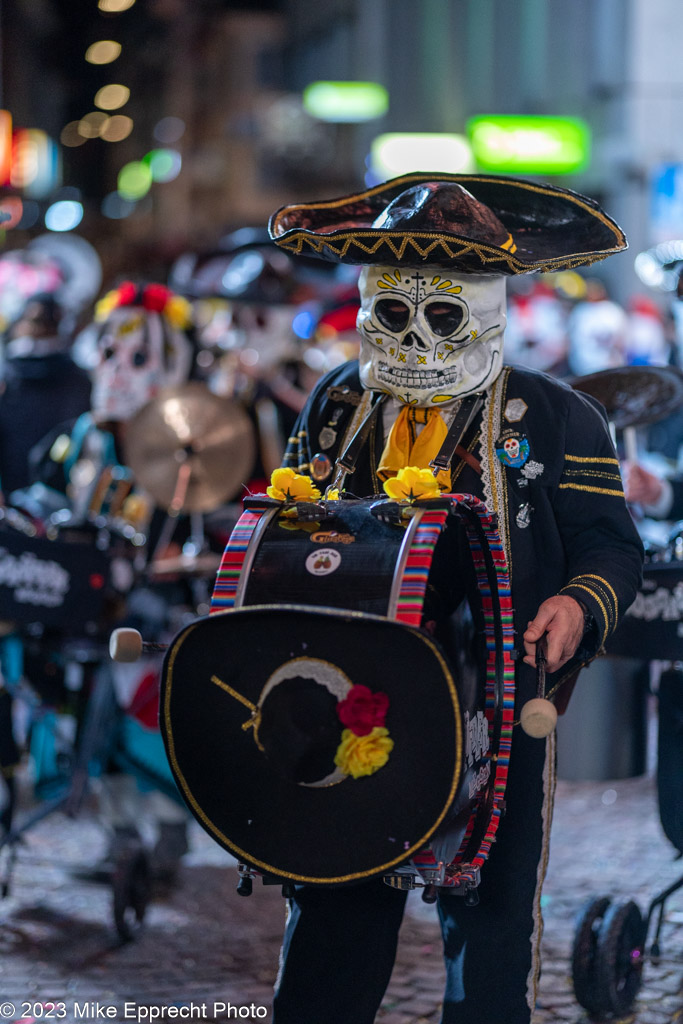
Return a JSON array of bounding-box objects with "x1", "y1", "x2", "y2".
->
[
  {"x1": 268, "y1": 172, "x2": 627, "y2": 275},
  {"x1": 160, "y1": 605, "x2": 464, "y2": 885}
]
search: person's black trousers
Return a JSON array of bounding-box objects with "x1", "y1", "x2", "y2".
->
[{"x1": 273, "y1": 730, "x2": 555, "y2": 1024}]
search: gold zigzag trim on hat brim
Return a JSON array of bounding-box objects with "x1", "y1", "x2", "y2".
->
[
  {"x1": 275, "y1": 230, "x2": 623, "y2": 274},
  {"x1": 269, "y1": 172, "x2": 627, "y2": 272}
]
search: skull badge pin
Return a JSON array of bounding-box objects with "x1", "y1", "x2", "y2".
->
[{"x1": 495, "y1": 429, "x2": 530, "y2": 469}]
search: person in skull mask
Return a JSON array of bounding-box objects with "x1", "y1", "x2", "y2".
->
[
  {"x1": 0, "y1": 292, "x2": 92, "y2": 835},
  {"x1": 0, "y1": 292, "x2": 91, "y2": 501},
  {"x1": 266, "y1": 174, "x2": 644, "y2": 1024},
  {"x1": 32, "y1": 281, "x2": 196, "y2": 880}
]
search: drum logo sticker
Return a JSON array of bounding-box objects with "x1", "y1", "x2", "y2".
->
[
  {"x1": 310, "y1": 531, "x2": 355, "y2": 545},
  {"x1": 305, "y1": 548, "x2": 342, "y2": 576}
]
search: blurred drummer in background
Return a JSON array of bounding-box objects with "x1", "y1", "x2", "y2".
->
[
  {"x1": 0, "y1": 242, "x2": 100, "y2": 834},
  {"x1": 31, "y1": 280, "x2": 198, "y2": 881},
  {"x1": 0, "y1": 292, "x2": 91, "y2": 503},
  {"x1": 624, "y1": 461, "x2": 683, "y2": 521},
  {"x1": 171, "y1": 227, "x2": 357, "y2": 492}
]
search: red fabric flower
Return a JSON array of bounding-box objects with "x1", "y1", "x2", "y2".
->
[
  {"x1": 143, "y1": 283, "x2": 172, "y2": 313},
  {"x1": 117, "y1": 281, "x2": 138, "y2": 307},
  {"x1": 337, "y1": 685, "x2": 389, "y2": 736}
]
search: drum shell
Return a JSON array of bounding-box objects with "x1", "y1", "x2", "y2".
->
[
  {"x1": 242, "y1": 500, "x2": 491, "y2": 843},
  {"x1": 163, "y1": 499, "x2": 494, "y2": 882}
]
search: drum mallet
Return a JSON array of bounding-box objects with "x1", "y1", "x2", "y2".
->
[
  {"x1": 109, "y1": 628, "x2": 169, "y2": 663},
  {"x1": 519, "y1": 633, "x2": 558, "y2": 738}
]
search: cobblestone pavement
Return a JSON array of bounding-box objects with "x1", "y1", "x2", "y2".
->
[{"x1": 0, "y1": 771, "x2": 680, "y2": 1024}]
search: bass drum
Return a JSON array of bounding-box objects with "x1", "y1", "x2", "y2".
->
[{"x1": 160, "y1": 495, "x2": 514, "y2": 890}]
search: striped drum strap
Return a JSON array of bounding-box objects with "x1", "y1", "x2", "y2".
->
[
  {"x1": 209, "y1": 506, "x2": 271, "y2": 614},
  {"x1": 401, "y1": 493, "x2": 516, "y2": 883},
  {"x1": 393, "y1": 508, "x2": 450, "y2": 628}
]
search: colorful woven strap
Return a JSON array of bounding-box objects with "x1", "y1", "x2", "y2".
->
[
  {"x1": 210, "y1": 506, "x2": 270, "y2": 614},
  {"x1": 393, "y1": 508, "x2": 450, "y2": 627},
  {"x1": 411, "y1": 492, "x2": 516, "y2": 883}
]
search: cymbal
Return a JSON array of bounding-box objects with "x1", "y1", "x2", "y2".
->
[
  {"x1": 569, "y1": 365, "x2": 683, "y2": 429},
  {"x1": 124, "y1": 382, "x2": 257, "y2": 512},
  {"x1": 148, "y1": 551, "x2": 221, "y2": 579}
]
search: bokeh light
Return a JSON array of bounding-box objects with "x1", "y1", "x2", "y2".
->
[
  {"x1": 303, "y1": 81, "x2": 389, "y2": 122},
  {"x1": 0, "y1": 197, "x2": 24, "y2": 230},
  {"x1": 94, "y1": 84, "x2": 130, "y2": 111},
  {"x1": 44, "y1": 200, "x2": 83, "y2": 232},
  {"x1": 466, "y1": 114, "x2": 590, "y2": 174},
  {"x1": 142, "y1": 148, "x2": 182, "y2": 182},
  {"x1": 370, "y1": 133, "x2": 474, "y2": 180},
  {"x1": 60, "y1": 121, "x2": 87, "y2": 148},
  {"x1": 98, "y1": 0, "x2": 136, "y2": 9},
  {"x1": 153, "y1": 117, "x2": 185, "y2": 144},
  {"x1": 101, "y1": 191, "x2": 136, "y2": 219},
  {"x1": 78, "y1": 112, "x2": 110, "y2": 138},
  {"x1": 117, "y1": 161, "x2": 152, "y2": 200},
  {"x1": 634, "y1": 241, "x2": 683, "y2": 290},
  {"x1": 100, "y1": 115, "x2": 134, "y2": 142},
  {"x1": 85, "y1": 40, "x2": 122, "y2": 65}
]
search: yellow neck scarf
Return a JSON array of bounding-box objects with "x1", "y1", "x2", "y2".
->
[{"x1": 378, "y1": 405, "x2": 451, "y2": 491}]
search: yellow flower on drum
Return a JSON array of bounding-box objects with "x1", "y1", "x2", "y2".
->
[
  {"x1": 325, "y1": 488, "x2": 341, "y2": 500},
  {"x1": 334, "y1": 726, "x2": 394, "y2": 779},
  {"x1": 383, "y1": 466, "x2": 441, "y2": 502},
  {"x1": 267, "y1": 467, "x2": 321, "y2": 502},
  {"x1": 278, "y1": 519, "x2": 320, "y2": 533}
]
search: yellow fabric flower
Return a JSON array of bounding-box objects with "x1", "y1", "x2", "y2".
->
[
  {"x1": 94, "y1": 289, "x2": 120, "y2": 322},
  {"x1": 382, "y1": 466, "x2": 441, "y2": 502},
  {"x1": 334, "y1": 726, "x2": 394, "y2": 778},
  {"x1": 267, "y1": 468, "x2": 321, "y2": 502},
  {"x1": 325, "y1": 488, "x2": 340, "y2": 500},
  {"x1": 164, "y1": 294, "x2": 193, "y2": 330},
  {"x1": 278, "y1": 519, "x2": 320, "y2": 533}
]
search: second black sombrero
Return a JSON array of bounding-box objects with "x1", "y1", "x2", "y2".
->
[{"x1": 268, "y1": 172, "x2": 627, "y2": 275}]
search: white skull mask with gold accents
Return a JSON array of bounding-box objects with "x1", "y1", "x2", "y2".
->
[
  {"x1": 91, "y1": 306, "x2": 193, "y2": 423},
  {"x1": 357, "y1": 265, "x2": 506, "y2": 407}
]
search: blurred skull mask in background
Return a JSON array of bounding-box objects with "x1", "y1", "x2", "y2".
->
[
  {"x1": 91, "y1": 304, "x2": 193, "y2": 423},
  {"x1": 503, "y1": 283, "x2": 568, "y2": 373},
  {"x1": 4, "y1": 293, "x2": 69, "y2": 358},
  {"x1": 356, "y1": 265, "x2": 506, "y2": 406}
]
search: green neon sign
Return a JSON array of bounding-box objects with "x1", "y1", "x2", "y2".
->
[
  {"x1": 303, "y1": 81, "x2": 389, "y2": 123},
  {"x1": 467, "y1": 115, "x2": 590, "y2": 174}
]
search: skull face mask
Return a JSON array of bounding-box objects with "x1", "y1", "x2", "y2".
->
[
  {"x1": 357, "y1": 265, "x2": 506, "y2": 406},
  {"x1": 91, "y1": 306, "x2": 193, "y2": 422}
]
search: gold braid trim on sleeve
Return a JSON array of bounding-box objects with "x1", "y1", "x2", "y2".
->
[{"x1": 559, "y1": 582, "x2": 611, "y2": 644}]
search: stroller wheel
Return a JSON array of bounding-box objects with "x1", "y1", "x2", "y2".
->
[
  {"x1": 571, "y1": 896, "x2": 612, "y2": 1015},
  {"x1": 594, "y1": 899, "x2": 645, "y2": 1018},
  {"x1": 112, "y1": 845, "x2": 150, "y2": 942}
]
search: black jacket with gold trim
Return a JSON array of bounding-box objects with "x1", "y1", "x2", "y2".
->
[{"x1": 283, "y1": 361, "x2": 644, "y2": 705}]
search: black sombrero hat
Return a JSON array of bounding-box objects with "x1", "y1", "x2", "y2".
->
[
  {"x1": 161, "y1": 605, "x2": 464, "y2": 885},
  {"x1": 268, "y1": 172, "x2": 627, "y2": 275}
]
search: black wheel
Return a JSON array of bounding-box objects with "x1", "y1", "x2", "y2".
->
[
  {"x1": 594, "y1": 899, "x2": 645, "y2": 1018},
  {"x1": 112, "y1": 846, "x2": 150, "y2": 942},
  {"x1": 571, "y1": 896, "x2": 612, "y2": 1016}
]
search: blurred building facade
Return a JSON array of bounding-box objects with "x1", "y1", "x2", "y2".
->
[{"x1": 1, "y1": 0, "x2": 683, "y2": 301}]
